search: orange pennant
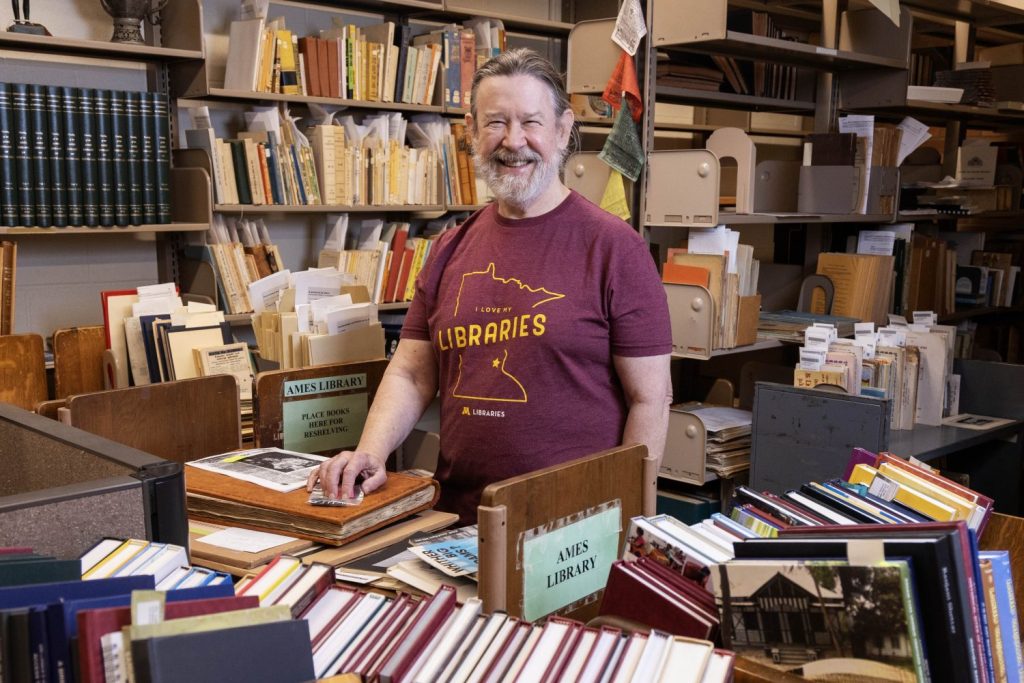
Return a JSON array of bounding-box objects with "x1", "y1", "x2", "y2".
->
[{"x1": 602, "y1": 50, "x2": 643, "y2": 122}]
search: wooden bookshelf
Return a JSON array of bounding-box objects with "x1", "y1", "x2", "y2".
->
[{"x1": 440, "y1": 4, "x2": 573, "y2": 35}]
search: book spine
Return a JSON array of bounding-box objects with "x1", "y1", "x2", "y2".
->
[
  {"x1": 152, "y1": 93, "x2": 170, "y2": 223},
  {"x1": 93, "y1": 89, "x2": 115, "y2": 227},
  {"x1": 61, "y1": 87, "x2": 84, "y2": 227},
  {"x1": 77, "y1": 87, "x2": 100, "y2": 227},
  {"x1": 28, "y1": 84, "x2": 51, "y2": 227},
  {"x1": 137, "y1": 91, "x2": 157, "y2": 224},
  {"x1": 45, "y1": 85, "x2": 67, "y2": 228},
  {"x1": 124, "y1": 91, "x2": 143, "y2": 225},
  {"x1": 229, "y1": 140, "x2": 252, "y2": 205},
  {"x1": 0, "y1": 83, "x2": 18, "y2": 227},
  {"x1": 108, "y1": 89, "x2": 130, "y2": 226},
  {"x1": 11, "y1": 84, "x2": 33, "y2": 226}
]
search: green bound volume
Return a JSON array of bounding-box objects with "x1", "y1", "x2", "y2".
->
[
  {"x1": 94, "y1": 89, "x2": 115, "y2": 227},
  {"x1": 76, "y1": 88, "x2": 99, "y2": 227},
  {"x1": 229, "y1": 139, "x2": 252, "y2": 205},
  {"x1": 152, "y1": 92, "x2": 171, "y2": 223},
  {"x1": 45, "y1": 85, "x2": 67, "y2": 227},
  {"x1": 0, "y1": 83, "x2": 18, "y2": 227},
  {"x1": 28, "y1": 84, "x2": 50, "y2": 227},
  {"x1": 60, "y1": 87, "x2": 83, "y2": 226},
  {"x1": 11, "y1": 83, "x2": 32, "y2": 226},
  {"x1": 137, "y1": 91, "x2": 156, "y2": 224},
  {"x1": 108, "y1": 89, "x2": 129, "y2": 226},
  {"x1": 124, "y1": 91, "x2": 143, "y2": 225}
]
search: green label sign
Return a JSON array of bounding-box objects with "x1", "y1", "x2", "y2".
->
[
  {"x1": 283, "y1": 373, "x2": 366, "y2": 398},
  {"x1": 282, "y1": 393, "x2": 367, "y2": 453},
  {"x1": 522, "y1": 505, "x2": 621, "y2": 622}
]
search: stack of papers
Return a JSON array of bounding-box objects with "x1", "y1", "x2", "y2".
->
[{"x1": 686, "y1": 406, "x2": 753, "y2": 477}]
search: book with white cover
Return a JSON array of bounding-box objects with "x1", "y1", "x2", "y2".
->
[
  {"x1": 223, "y1": 18, "x2": 266, "y2": 91},
  {"x1": 658, "y1": 637, "x2": 714, "y2": 683},
  {"x1": 413, "y1": 598, "x2": 484, "y2": 683},
  {"x1": 610, "y1": 632, "x2": 649, "y2": 683},
  {"x1": 314, "y1": 592, "x2": 387, "y2": 677},
  {"x1": 444, "y1": 613, "x2": 508, "y2": 683}
]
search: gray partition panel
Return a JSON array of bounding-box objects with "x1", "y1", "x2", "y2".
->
[
  {"x1": 0, "y1": 404, "x2": 186, "y2": 558},
  {"x1": 750, "y1": 383, "x2": 890, "y2": 494}
]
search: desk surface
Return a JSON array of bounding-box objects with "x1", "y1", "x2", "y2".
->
[{"x1": 887, "y1": 420, "x2": 1024, "y2": 461}]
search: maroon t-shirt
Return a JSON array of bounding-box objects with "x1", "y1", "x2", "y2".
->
[{"x1": 401, "y1": 191, "x2": 671, "y2": 522}]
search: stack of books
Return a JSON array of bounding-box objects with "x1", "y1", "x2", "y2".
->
[
  {"x1": 684, "y1": 405, "x2": 753, "y2": 477},
  {"x1": 185, "y1": 450, "x2": 440, "y2": 546},
  {"x1": 81, "y1": 537, "x2": 232, "y2": 590},
  {"x1": 0, "y1": 572, "x2": 245, "y2": 683},
  {"x1": 301, "y1": 584, "x2": 735, "y2": 681},
  {"x1": 718, "y1": 448, "x2": 1020, "y2": 683}
]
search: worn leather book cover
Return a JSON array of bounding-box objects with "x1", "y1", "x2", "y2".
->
[
  {"x1": 186, "y1": 468, "x2": 439, "y2": 546},
  {"x1": 806, "y1": 132, "x2": 857, "y2": 166}
]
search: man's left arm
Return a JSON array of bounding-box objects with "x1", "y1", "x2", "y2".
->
[{"x1": 613, "y1": 353, "x2": 673, "y2": 467}]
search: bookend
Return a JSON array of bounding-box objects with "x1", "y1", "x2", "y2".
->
[
  {"x1": 645, "y1": 150, "x2": 719, "y2": 227},
  {"x1": 664, "y1": 283, "x2": 714, "y2": 359},
  {"x1": 706, "y1": 127, "x2": 756, "y2": 214},
  {"x1": 566, "y1": 18, "x2": 619, "y2": 95},
  {"x1": 477, "y1": 444, "x2": 655, "y2": 623},
  {"x1": 662, "y1": 406, "x2": 713, "y2": 486}
]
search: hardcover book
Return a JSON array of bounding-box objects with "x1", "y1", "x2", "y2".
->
[
  {"x1": 185, "y1": 468, "x2": 439, "y2": 545},
  {"x1": 713, "y1": 559, "x2": 928, "y2": 682}
]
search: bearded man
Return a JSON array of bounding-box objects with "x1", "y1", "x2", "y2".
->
[{"x1": 310, "y1": 49, "x2": 672, "y2": 524}]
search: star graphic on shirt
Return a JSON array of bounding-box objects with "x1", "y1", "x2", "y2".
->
[{"x1": 492, "y1": 358, "x2": 500, "y2": 368}]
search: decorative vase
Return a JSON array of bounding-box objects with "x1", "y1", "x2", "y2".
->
[{"x1": 99, "y1": 0, "x2": 168, "y2": 44}]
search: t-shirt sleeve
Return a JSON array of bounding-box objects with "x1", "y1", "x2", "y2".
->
[{"x1": 607, "y1": 232, "x2": 672, "y2": 357}]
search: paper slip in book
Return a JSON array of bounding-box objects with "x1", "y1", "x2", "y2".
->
[
  {"x1": 186, "y1": 468, "x2": 439, "y2": 546},
  {"x1": 186, "y1": 448, "x2": 329, "y2": 493}
]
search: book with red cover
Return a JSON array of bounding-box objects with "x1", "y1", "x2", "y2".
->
[
  {"x1": 388, "y1": 247, "x2": 415, "y2": 304},
  {"x1": 377, "y1": 585, "x2": 456, "y2": 683},
  {"x1": 635, "y1": 556, "x2": 717, "y2": 613},
  {"x1": 343, "y1": 593, "x2": 414, "y2": 675},
  {"x1": 274, "y1": 561, "x2": 333, "y2": 618},
  {"x1": 734, "y1": 502, "x2": 793, "y2": 530},
  {"x1": 734, "y1": 485, "x2": 821, "y2": 526},
  {"x1": 599, "y1": 560, "x2": 718, "y2": 640},
  {"x1": 363, "y1": 598, "x2": 429, "y2": 680},
  {"x1": 541, "y1": 617, "x2": 585, "y2": 683},
  {"x1": 480, "y1": 621, "x2": 533, "y2": 683},
  {"x1": 382, "y1": 224, "x2": 409, "y2": 303},
  {"x1": 77, "y1": 595, "x2": 258, "y2": 683},
  {"x1": 762, "y1": 490, "x2": 831, "y2": 525},
  {"x1": 317, "y1": 38, "x2": 331, "y2": 99},
  {"x1": 305, "y1": 586, "x2": 363, "y2": 652}
]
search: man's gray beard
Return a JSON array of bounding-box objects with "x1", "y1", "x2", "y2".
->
[{"x1": 474, "y1": 148, "x2": 561, "y2": 211}]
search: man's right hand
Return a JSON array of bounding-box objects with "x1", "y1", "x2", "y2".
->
[{"x1": 307, "y1": 450, "x2": 387, "y2": 501}]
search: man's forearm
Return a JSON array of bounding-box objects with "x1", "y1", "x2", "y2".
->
[
  {"x1": 621, "y1": 397, "x2": 670, "y2": 466},
  {"x1": 355, "y1": 340, "x2": 438, "y2": 463}
]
